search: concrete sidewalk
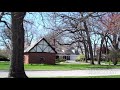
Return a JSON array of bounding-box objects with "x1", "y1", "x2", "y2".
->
[
  {"x1": 26, "y1": 69, "x2": 120, "y2": 77},
  {"x1": 1, "y1": 69, "x2": 120, "y2": 78}
]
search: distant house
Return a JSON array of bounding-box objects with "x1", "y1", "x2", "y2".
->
[
  {"x1": 56, "y1": 45, "x2": 80, "y2": 61},
  {"x1": 44, "y1": 37, "x2": 82, "y2": 61},
  {"x1": 24, "y1": 38, "x2": 57, "y2": 64}
]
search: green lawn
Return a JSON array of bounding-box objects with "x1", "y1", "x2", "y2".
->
[
  {"x1": 1, "y1": 61, "x2": 120, "y2": 70},
  {"x1": 0, "y1": 62, "x2": 10, "y2": 70},
  {"x1": 25, "y1": 63, "x2": 120, "y2": 70}
]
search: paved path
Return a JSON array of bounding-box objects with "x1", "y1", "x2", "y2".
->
[{"x1": 1, "y1": 69, "x2": 120, "y2": 78}]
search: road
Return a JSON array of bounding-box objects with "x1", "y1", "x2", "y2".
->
[{"x1": 1, "y1": 69, "x2": 120, "y2": 78}]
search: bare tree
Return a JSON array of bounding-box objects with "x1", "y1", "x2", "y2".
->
[
  {"x1": 8, "y1": 12, "x2": 28, "y2": 78},
  {"x1": 42, "y1": 12, "x2": 105, "y2": 64}
]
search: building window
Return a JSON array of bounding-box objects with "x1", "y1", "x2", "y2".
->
[
  {"x1": 67, "y1": 56, "x2": 70, "y2": 60},
  {"x1": 63, "y1": 56, "x2": 66, "y2": 59},
  {"x1": 62, "y1": 56, "x2": 70, "y2": 60},
  {"x1": 56, "y1": 56, "x2": 59, "y2": 59}
]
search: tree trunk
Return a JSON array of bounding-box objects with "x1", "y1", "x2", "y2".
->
[
  {"x1": 98, "y1": 37, "x2": 104, "y2": 65},
  {"x1": 111, "y1": 34, "x2": 118, "y2": 65},
  {"x1": 83, "y1": 41, "x2": 88, "y2": 63},
  {"x1": 112, "y1": 57, "x2": 118, "y2": 65},
  {"x1": 84, "y1": 22, "x2": 94, "y2": 65},
  {"x1": 112, "y1": 34, "x2": 118, "y2": 49},
  {"x1": 93, "y1": 41, "x2": 96, "y2": 57},
  {"x1": 8, "y1": 12, "x2": 28, "y2": 78},
  {"x1": 105, "y1": 37, "x2": 109, "y2": 61}
]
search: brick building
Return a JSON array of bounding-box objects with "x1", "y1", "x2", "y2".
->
[{"x1": 24, "y1": 38, "x2": 57, "y2": 64}]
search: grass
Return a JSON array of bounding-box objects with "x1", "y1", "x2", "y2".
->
[
  {"x1": 1, "y1": 62, "x2": 120, "y2": 78},
  {"x1": 1, "y1": 61, "x2": 120, "y2": 70},
  {"x1": 0, "y1": 62, "x2": 10, "y2": 70},
  {"x1": 24, "y1": 62, "x2": 120, "y2": 70}
]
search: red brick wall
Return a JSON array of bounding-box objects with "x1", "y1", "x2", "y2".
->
[{"x1": 24, "y1": 52, "x2": 56, "y2": 64}]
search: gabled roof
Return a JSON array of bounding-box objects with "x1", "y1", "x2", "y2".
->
[{"x1": 24, "y1": 38, "x2": 57, "y2": 53}]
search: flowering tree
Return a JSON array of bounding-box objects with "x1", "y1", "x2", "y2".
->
[
  {"x1": 99, "y1": 13, "x2": 120, "y2": 65},
  {"x1": 100, "y1": 13, "x2": 120, "y2": 49}
]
